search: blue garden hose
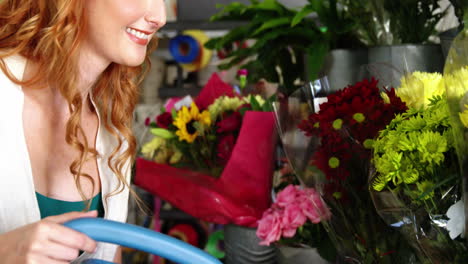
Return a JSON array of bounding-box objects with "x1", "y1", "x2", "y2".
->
[{"x1": 64, "y1": 218, "x2": 222, "y2": 264}]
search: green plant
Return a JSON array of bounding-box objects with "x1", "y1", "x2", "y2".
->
[
  {"x1": 205, "y1": 0, "x2": 369, "y2": 95},
  {"x1": 344, "y1": 0, "x2": 448, "y2": 45},
  {"x1": 336, "y1": 0, "x2": 391, "y2": 46},
  {"x1": 204, "y1": 0, "x2": 327, "y2": 95},
  {"x1": 384, "y1": 0, "x2": 447, "y2": 44},
  {"x1": 292, "y1": 0, "x2": 364, "y2": 49}
]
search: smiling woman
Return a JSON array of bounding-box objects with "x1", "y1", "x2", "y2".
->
[
  {"x1": 0, "y1": 0, "x2": 166, "y2": 263},
  {"x1": 84, "y1": 0, "x2": 166, "y2": 66}
]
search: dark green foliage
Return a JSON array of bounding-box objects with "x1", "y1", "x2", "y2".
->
[
  {"x1": 205, "y1": 0, "x2": 367, "y2": 95},
  {"x1": 341, "y1": 0, "x2": 448, "y2": 45},
  {"x1": 205, "y1": 0, "x2": 327, "y2": 95},
  {"x1": 449, "y1": 0, "x2": 468, "y2": 27},
  {"x1": 383, "y1": 0, "x2": 447, "y2": 44}
]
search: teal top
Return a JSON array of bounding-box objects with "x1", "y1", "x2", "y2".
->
[{"x1": 36, "y1": 192, "x2": 105, "y2": 219}]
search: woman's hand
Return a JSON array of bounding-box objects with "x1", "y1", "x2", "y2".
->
[{"x1": 0, "y1": 210, "x2": 98, "y2": 264}]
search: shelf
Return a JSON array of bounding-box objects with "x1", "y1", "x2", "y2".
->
[
  {"x1": 159, "y1": 208, "x2": 196, "y2": 221},
  {"x1": 158, "y1": 86, "x2": 201, "y2": 99}
]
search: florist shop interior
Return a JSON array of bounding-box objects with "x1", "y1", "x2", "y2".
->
[{"x1": 126, "y1": 0, "x2": 468, "y2": 263}]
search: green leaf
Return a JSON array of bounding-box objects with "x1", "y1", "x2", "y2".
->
[
  {"x1": 150, "y1": 128, "x2": 176, "y2": 139},
  {"x1": 210, "y1": 2, "x2": 249, "y2": 21},
  {"x1": 291, "y1": 4, "x2": 316, "y2": 27},
  {"x1": 250, "y1": 95, "x2": 262, "y2": 111},
  {"x1": 238, "y1": 106, "x2": 249, "y2": 116},
  {"x1": 262, "y1": 94, "x2": 277, "y2": 112},
  {"x1": 204, "y1": 26, "x2": 250, "y2": 50},
  {"x1": 171, "y1": 108, "x2": 177, "y2": 119},
  {"x1": 255, "y1": 0, "x2": 282, "y2": 12},
  {"x1": 305, "y1": 41, "x2": 329, "y2": 81},
  {"x1": 316, "y1": 233, "x2": 337, "y2": 262},
  {"x1": 253, "y1": 17, "x2": 291, "y2": 36},
  {"x1": 193, "y1": 122, "x2": 206, "y2": 136},
  {"x1": 416, "y1": 173, "x2": 458, "y2": 201}
]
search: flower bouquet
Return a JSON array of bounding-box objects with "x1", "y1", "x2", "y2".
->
[
  {"x1": 134, "y1": 73, "x2": 277, "y2": 227},
  {"x1": 444, "y1": 26, "x2": 468, "y2": 237},
  {"x1": 369, "y1": 71, "x2": 468, "y2": 263},
  {"x1": 295, "y1": 77, "x2": 418, "y2": 263},
  {"x1": 256, "y1": 184, "x2": 336, "y2": 262}
]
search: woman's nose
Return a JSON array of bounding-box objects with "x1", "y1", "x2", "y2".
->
[{"x1": 145, "y1": 0, "x2": 167, "y2": 30}]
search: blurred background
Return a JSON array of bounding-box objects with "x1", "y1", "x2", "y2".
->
[{"x1": 128, "y1": 0, "x2": 462, "y2": 263}]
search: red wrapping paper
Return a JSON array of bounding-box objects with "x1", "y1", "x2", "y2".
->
[
  {"x1": 135, "y1": 111, "x2": 276, "y2": 227},
  {"x1": 135, "y1": 73, "x2": 276, "y2": 227},
  {"x1": 194, "y1": 73, "x2": 235, "y2": 109}
]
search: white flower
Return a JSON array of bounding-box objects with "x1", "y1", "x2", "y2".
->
[
  {"x1": 446, "y1": 200, "x2": 465, "y2": 239},
  {"x1": 173, "y1": 95, "x2": 193, "y2": 110}
]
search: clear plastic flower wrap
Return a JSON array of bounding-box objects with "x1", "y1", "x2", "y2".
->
[
  {"x1": 276, "y1": 77, "x2": 418, "y2": 263},
  {"x1": 368, "y1": 62, "x2": 468, "y2": 262},
  {"x1": 443, "y1": 27, "x2": 468, "y2": 258}
]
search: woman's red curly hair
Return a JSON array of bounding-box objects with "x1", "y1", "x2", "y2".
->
[{"x1": 0, "y1": 0, "x2": 157, "y2": 202}]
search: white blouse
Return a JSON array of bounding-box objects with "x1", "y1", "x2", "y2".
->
[{"x1": 0, "y1": 55, "x2": 131, "y2": 262}]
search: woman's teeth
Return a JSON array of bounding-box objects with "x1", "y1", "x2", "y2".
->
[{"x1": 126, "y1": 28, "x2": 150, "y2": 40}]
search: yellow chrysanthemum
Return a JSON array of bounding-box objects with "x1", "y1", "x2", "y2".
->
[
  {"x1": 169, "y1": 149, "x2": 183, "y2": 164},
  {"x1": 244, "y1": 94, "x2": 265, "y2": 106},
  {"x1": 141, "y1": 137, "x2": 165, "y2": 160},
  {"x1": 141, "y1": 136, "x2": 181, "y2": 164},
  {"x1": 208, "y1": 96, "x2": 244, "y2": 121},
  {"x1": 397, "y1": 72, "x2": 444, "y2": 109},
  {"x1": 445, "y1": 66, "x2": 468, "y2": 100},
  {"x1": 173, "y1": 102, "x2": 211, "y2": 143},
  {"x1": 417, "y1": 131, "x2": 447, "y2": 166}
]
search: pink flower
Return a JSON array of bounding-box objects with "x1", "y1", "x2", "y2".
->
[
  {"x1": 256, "y1": 184, "x2": 331, "y2": 245},
  {"x1": 300, "y1": 189, "x2": 331, "y2": 223},
  {"x1": 276, "y1": 185, "x2": 298, "y2": 207},
  {"x1": 256, "y1": 208, "x2": 283, "y2": 246},
  {"x1": 282, "y1": 204, "x2": 307, "y2": 237}
]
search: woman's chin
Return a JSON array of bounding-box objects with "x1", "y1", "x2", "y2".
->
[
  {"x1": 119, "y1": 51, "x2": 147, "y2": 67},
  {"x1": 123, "y1": 57, "x2": 146, "y2": 67}
]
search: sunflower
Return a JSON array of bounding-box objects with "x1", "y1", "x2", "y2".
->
[{"x1": 173, "y1": 102, "x2": 211, "y2": 143}]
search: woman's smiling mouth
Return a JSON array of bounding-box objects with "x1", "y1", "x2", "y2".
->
[{"x1": 126, "y1": 27, "x2": 152, "y2": 45}]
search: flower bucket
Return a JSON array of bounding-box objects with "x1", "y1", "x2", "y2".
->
[
  {"x1": 319, "y1": 48, "x2": 369, "y2": 92},
  {"x1": 224, "y1": 224, "x2": 277, "y2": 264},
  {"x1": 278, "y1": 245, "x2": 328, "y2": 264},
  {"x1": 368, "y1": 44, "x2": 444, "y2": 88}
]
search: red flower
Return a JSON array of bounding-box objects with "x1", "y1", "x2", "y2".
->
[
  {"x1": 298, "y1": 77, "x2": 408, "y2": 184},
  {"x1": 299, "y1": 78, "x2": 407, "y2": 143},
  {"x1": 217, "y1": 134, "x2": 236, "y2": 163},
  {"x1": 156, "y1": 112, "x2": 173, "y2": 129},
  {"x1": 323, "y1": 182, "x2": 350, "y2": 204},
  {"x1": 217, "y1": 112, "x2": 242, "y2": 133},
  {"x1": 312, "y1": 134, "x2": 352, "y2": 181}
]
